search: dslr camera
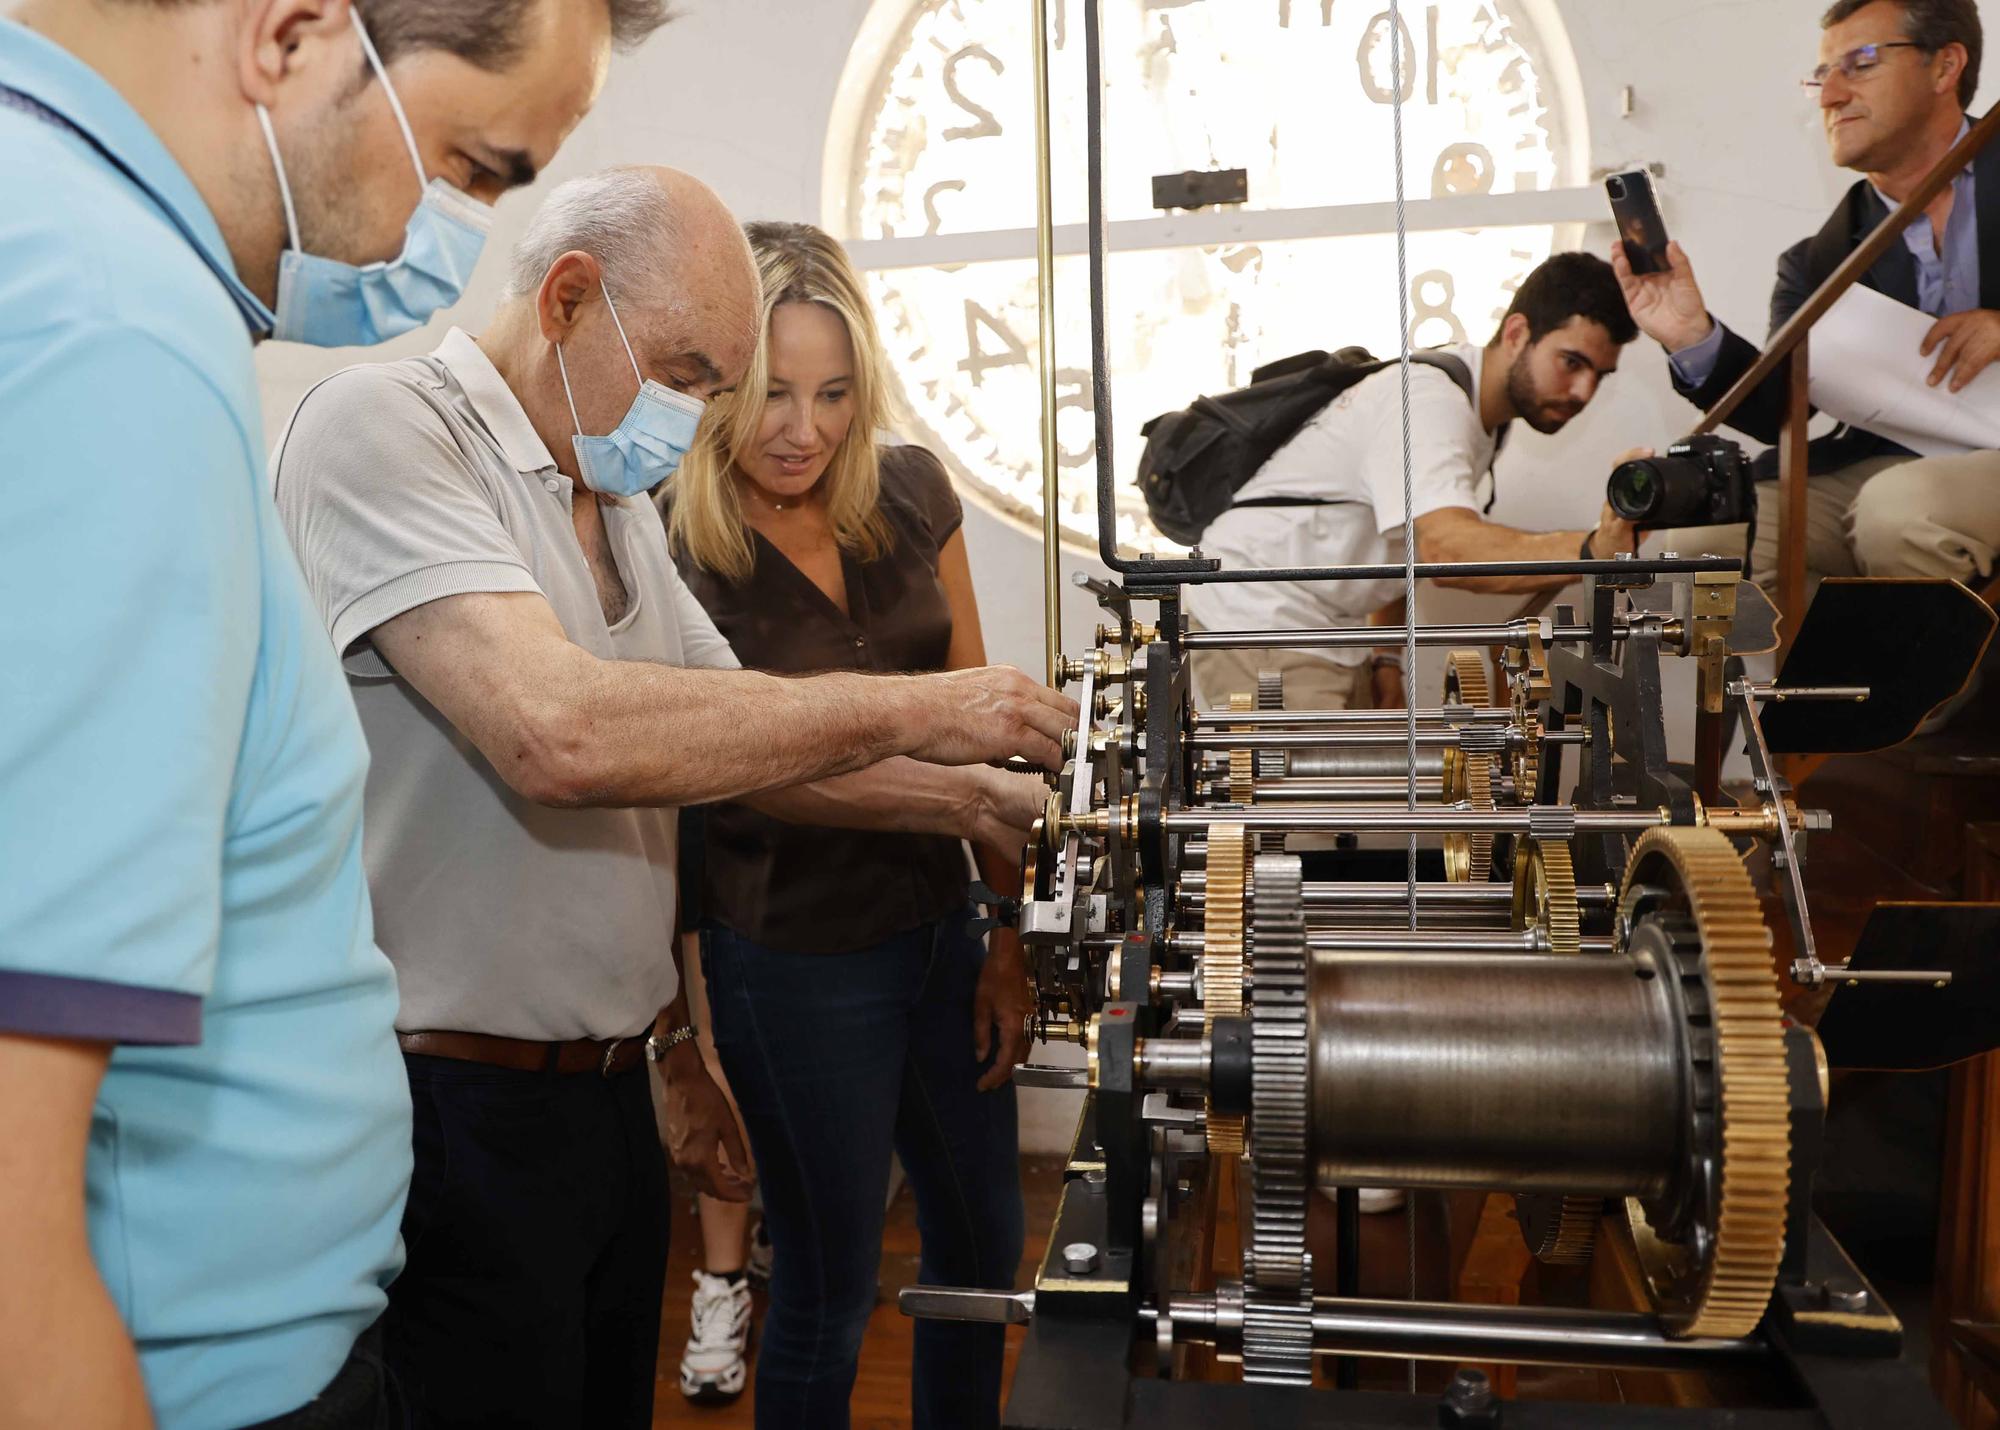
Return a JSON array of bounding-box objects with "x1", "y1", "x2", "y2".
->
[{"x1": 1607, "y1": 435, "x2": 1754, "y2": 528}]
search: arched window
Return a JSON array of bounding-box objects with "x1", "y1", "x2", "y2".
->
[{"x1": 824, "y1": 0, "x2": 1589, "y2": 554}]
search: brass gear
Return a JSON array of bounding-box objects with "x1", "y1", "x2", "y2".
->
[
  {"x1": 1518, "y1": 1193, "x2": 1600, "y2": 1265},
  {"x1": 1511, "y1": 831, "x2": 1590, "y2": 1260},
  {"x1": 1203, "y1": 823, "x2": 1249, "y2": 1155},
  {"x1": 1619, "y1": 826, "x2": 1789, "y2": 1339},
  {"x1": 1227, "y1": 692, "x2": 1255, "y2": 807},
  {"x1": 1441, "y1": 651, "x2": 1496, "y2": 881},
  {"x1": 1511, "y1": 836, "x2": 1581, "y2": 956},
  {"x1": 1512, "y1": 708, "x2": 1543, "y2": 804}
]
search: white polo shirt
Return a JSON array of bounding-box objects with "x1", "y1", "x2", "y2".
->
[
  {"x1": 1184, "y1": 343, "x2": 1496, "y2": 656},
  {"x1": 273, "y1": 328, "x2": 738, "y2": 1041}
]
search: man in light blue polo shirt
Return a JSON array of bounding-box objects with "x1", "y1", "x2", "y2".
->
[{"x1": 0, "y1": 1, "x2": 669, "y2": 1425}]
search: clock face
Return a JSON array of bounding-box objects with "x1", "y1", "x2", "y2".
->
[{"x1": 831, "y1": 0, "x2": 1584, "y2": 553}]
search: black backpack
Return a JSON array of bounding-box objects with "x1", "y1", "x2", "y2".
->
[{"x1": 1136, "y1": 346, "x2": 1478, "y2": 546}]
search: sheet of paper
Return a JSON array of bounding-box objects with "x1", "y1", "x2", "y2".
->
[{"x1": 1808, "y1": 282, "x2": 2000, "y2": 456}]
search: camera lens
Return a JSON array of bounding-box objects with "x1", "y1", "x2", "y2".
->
[
  {"x1": 1608, "y1": 459, "x2": 1659, "y2": 520},
  {"x1": 1607, "y1": 177, "x2": 1626, "y2": 199},
  {"x1": 1608, "y1": 455, "x2": 1719, "y2": 526}
]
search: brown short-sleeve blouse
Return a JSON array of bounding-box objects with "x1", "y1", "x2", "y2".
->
[{"x1": 669, "y1": 444, "x2": 970, "y2": 954}]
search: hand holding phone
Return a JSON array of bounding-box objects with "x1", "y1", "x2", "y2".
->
[{"x1": 1606, "y1": 170, "x2": 1670, "y2": 275}]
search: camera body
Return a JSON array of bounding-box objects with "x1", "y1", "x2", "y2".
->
[{"x1": 1607, "y1": 435, "x2": 1754, "y2": 528}]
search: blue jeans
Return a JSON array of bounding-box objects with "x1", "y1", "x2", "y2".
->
[{"x1": 701, "y1": 904, "x2": 1023, "y2": 1430}]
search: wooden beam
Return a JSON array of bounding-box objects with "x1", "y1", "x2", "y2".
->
[{"x1": 1694, "y1": 105, "x2": 2000, "y2": 439}]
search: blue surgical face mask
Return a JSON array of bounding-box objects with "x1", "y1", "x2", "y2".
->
[
  {"x1": 556, "y1": 285, "x2": 707, "y2": 498},
  {"x1": 255, "y1": 7, "x2": 493, "y2": 347}
]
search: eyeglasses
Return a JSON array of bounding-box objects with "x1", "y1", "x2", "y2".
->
[{"x1": 1801, "y1": 41, "x2": 1926, "y2": 92}]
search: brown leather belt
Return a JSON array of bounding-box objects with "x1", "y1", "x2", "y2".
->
[{"x1": 397, "y1": 1029, "x2": 649, "y2": 1077}]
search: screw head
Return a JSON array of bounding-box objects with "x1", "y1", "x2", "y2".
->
[
  {"x1": 1062, "y1": 1241, "x2": 1101, "y2": 1275},
  {"x1": 1820, "y1": 1278, "x2": 1870, "y2": 1313},
  {"x1": 1439, "y1": 1367, "x2": 1500, "y2": 1427}
]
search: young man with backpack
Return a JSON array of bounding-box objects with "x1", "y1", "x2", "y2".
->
[{"x1": 1171, "y1": 252, "x2": 1643, "y2": 709}]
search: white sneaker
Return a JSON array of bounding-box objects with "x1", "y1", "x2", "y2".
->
[
  {"x1": 679, "y1": 1270, "x2": 751, "y2": 1406},
  {"x1": 747, "y1": 1217, "x2": 774, "y2": 1288}
]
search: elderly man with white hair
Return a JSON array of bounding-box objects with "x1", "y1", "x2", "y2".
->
[{"x1": 271, "y1": 164, "x2": 1066, "y2": 1428}]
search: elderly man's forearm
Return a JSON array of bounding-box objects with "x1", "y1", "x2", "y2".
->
[
  {"x1": 517, "y1": 665, "x2": 922, "y2": 808},
  {"x1": 743, "y1": 757, "x2": 982, "y2": 837}
]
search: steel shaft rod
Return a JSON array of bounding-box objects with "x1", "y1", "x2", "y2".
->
[
  {"x1": 1181, "y1": 620, "x2": 1601, "y2": 651},
  {"x1": 1193, "y1": 707, "x2": 1513, "y2": 727},
  {"x1": 900, "y1": 1287, "x2": 1764, "y2": 1373},
  {"x1": 1168, "y1": 1293, "x2": 1763, "y2": 1373},
  {"x1": 1166, "y1": 929, "x2": 1611, "y2": 955},
  {"x1": 1155, "y1": 806, "x2": 1668, "y2": 833},
  {"x1": 1031, "y1": 0, "x2": 1060, "y2": 685},
  {"x1": 1178, "y1": 874, "x2": 1616, "y2": 907},
  {"x1": 1188, "y1": 729, "x2": 1585, "y2": 751}
]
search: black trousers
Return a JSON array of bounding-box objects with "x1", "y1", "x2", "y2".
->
[
  {"x1": 241, "y1": 1323, "x2": 403, "y2": 1429},
  {"x1": 384, "y1": 1053, "x2": 669, "y2": 1430}
]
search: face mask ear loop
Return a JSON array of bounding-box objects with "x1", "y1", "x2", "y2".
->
[
  {"x1": 598, "y1": 281, "x2": 646, "y2": 392},
  {"x1": 349, "y1": 5, "x2": 428, "y2": 194},
  {"x1": 555, "y1": 341, "x2": 588, "y2": 443},
  {"x1": 254, "y1": 105, "x2": 303, "y2": 254}
]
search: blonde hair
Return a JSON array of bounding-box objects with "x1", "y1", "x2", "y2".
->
[{"x1": 669, "y1": 221, "x2": 894, "y2": 582}]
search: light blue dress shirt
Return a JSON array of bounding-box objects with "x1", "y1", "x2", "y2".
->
[
  {"x1": 1672, "y1": 118, "x2": 1981, "y2": 386},
  {"x1": 0, "y1": 20, "x2": 408, "y2": 1428}
]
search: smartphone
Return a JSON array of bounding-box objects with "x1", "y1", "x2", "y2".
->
[{"x1": 1605, "y1": 169, "x2": 1670, "y2": 275}]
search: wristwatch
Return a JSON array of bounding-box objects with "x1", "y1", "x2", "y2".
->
[{"x1": 646, "y1": 1025, "x2": 698, "y2": 1062}]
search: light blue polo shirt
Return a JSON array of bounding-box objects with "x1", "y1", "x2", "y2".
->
[{"x1": 0, "y1": 20, "x2": 409, "y2": 1429}]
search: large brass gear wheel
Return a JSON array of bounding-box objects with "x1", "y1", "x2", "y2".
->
[
  {"x1": 1511, "y1": 836, "x2": 1581, "y2": 956},
  {"x1": 1619, "y1": 826, "x2": 1789, "y2": 1339},
  {"x1": 1202, "y1": 822, "x2": 1249, "y2": 1156},
  {"x1": 1441, "y1": 651, "x2": 1496, "y2": 881}
]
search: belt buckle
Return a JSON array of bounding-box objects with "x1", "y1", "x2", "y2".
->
[{"x1": 599, "y1": 1037, "x2": 624, "y2": 1078}]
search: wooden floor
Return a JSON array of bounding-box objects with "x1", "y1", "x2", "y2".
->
[{"x1": 652, "y1": 1155, "x2": 1065, "y2": 1428}]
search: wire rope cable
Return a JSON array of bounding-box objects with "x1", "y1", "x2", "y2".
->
[{"x1": 1387, "y1": 0, "x2": 1422, "y2": 1391}]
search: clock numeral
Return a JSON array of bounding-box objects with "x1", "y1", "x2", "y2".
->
[
  {"x1": 959, "y1": 301, "x2": 1030, "y2": 386},
  {"x1": 1409, "y1": 269, "x2": 1467, "y2": 347},
  {"x1": 1489, "y1": 248, "x2": 1536, "y2": 324},
  {"x1": 1356, "y1": 5, "x2": 1440, "y2": 105},
  {"x1": 923, "y1": 180, "x2": 966, "y2": 236},
  {"x1": 942, "y1": 44, "x2": 1005, "y2": 142},
  {"x1": 1430, "y1": 142, "x2": 1495, "y2": 198},
  {"x1": 1055, "y1": 367, "x2": 1095, "y2": 468},
  {"x1": 1277, "y1": 0, "x2": 1335, "y2": 25}
]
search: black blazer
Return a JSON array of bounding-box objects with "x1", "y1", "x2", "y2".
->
[{"x1": 1672, "y1": 111, "x2": 2000, "y2": 477}]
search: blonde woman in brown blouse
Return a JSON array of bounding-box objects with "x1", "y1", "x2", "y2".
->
[{"x1": 663, "y1": 221, "x2": 1031, "y2": 1430}]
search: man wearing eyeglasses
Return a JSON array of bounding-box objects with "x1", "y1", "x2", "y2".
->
[{"x1": 1615, "y1": 0, "x2": 2000, "y2": 598}]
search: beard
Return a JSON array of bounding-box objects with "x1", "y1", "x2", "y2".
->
[
  {"x1": 1506, "y1": 347, "x2": 1583, "y2": 435},
  {"x1": 277, "y1": 91, "x2": 397, "y2": 266}
]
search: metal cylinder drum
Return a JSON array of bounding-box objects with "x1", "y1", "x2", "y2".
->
[
  {"x1": 1309, "y1": 953, "x2": 1685, "y2": 1197},
  {"x1": 1285, "y1": 749, "x2": 1447, "y2": 780}
]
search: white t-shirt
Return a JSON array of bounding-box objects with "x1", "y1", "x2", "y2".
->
[{"x1": 1183, "y1": 343, "x2": 1497, "y2": 660}]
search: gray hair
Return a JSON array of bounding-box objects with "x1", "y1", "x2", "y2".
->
[
  {"x1": 1821, "y1": 0, "x2": 1982, "y2": 107},
  {"x1": 119, "y1": 1, "x2": 676, "y2": 66},
  {"x1": 504, "y1": 167, "x2": 684, "y2": 305}
]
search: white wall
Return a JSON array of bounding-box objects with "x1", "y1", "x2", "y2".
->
[{"x1": 255, "y1": 0, "x2": 2000, "y2": 1149}]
